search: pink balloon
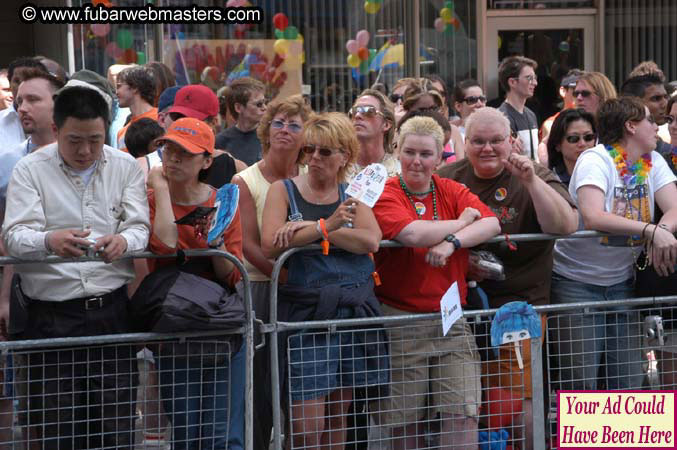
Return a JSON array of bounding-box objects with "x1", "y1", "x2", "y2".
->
[
  {"x1": 355, "y1": 30, "x2": 370, "y2": 47},
  {"x1": 345, "y1": 39, "x2": 359, "y2": 55},
  {"x1": 105, "y1": 42, "x2": 123, "y2": 59},
  {"x1": 91, "y1": 23, "x2": 110, "y2": 37},
  {"x1": 434, "y1": 18, "x2": 445, "y2": 32},
  {"x1": 226, "y1": 0, "x2": 245, "y2": 6}
]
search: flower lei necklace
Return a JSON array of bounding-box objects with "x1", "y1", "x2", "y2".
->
[
  {"x1": 605, "y1": 143, "x2": 652, "y2": 188},
  {"x1": 399, "y1": 175, "x2": 438, "y2": 220},
  {"x1": 670, "y1": 146, "x2": 677, "y2": 170}
]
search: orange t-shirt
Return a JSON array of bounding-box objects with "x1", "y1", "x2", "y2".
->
[
  {"x1": 117, "y1": 107, "x2": 158, "y2": 152},
  {"x1": 147, "y1": 188, "x2": 243, "y2": 288}
]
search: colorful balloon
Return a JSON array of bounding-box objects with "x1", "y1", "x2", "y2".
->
[
  {"x1": 274, "y1": 29, "x2": 284, "y2": 39},
  {"x1": 105, "y1": 42, "x2": 123, "y2": 59},
  {"x1": 364, "y1": 1, "x2": 380, "y2": 14},
  {"x1": 346, "y1": 39, "x2": 359, "y2": 55},
  {"x1": 347, "y1": 53, "x2": 361, "y2": 68},
  {"x1": 357, "y1": 47, "x2": 369, "y2": 61},
  {"x1": 123, "y1": 48, "x2": 137, "y2": 64},
  {"x1": 434, "y1": 17, "x2": 445, "y2": 32},
  {"x1": 273, "y1": 39, "x2": 290, "y2": 56},
  {"x1": 283, "y1": 25, "x2": 298, "y2": 39},
  {"x1": 91, "y1": 23, "x2": 110, "y2": 37},
  {"x1": 356, "y1": 29, "x2": 370, "y2": 47},
  {"x1": 359, "y1": 59, "x2": 369, "y2": 75},
  {"x1": 136, "y1": 51, "x2": 146, "y2": 65},
  {"x1": 440, "y1": 7, "x2": 453, "y2": 23},
  {"x1": 116, "y1": 29, "x2": 134, "y2": 50},
  {"x1": 444, "y1": 0, "x2": 454, "y2": 9},
  {"x1": 272, "y1": 13, "x2": 289, "y2": 31}
]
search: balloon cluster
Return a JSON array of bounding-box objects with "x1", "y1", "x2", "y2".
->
[
  {"x1": 226, "y1": 0, "x2": 254, "y2": 38},
  {"x1": 345, "y1": 30, "x2": 375, "y2": 76},
  {"x1": 272, "y1": 13, "x2": 304, "y2": 67},
  {"x1": 434, "y1": 1, "x2": 461, "y2": 33},
  {"x1": 364, "y1": 0, "x2": 383, "y2": 14}
]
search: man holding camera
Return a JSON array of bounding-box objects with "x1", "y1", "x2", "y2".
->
[{"x1": 1, "y1": 85, "x2": 149, "y2": 448}]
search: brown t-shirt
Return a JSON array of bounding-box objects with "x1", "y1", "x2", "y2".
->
[{"x1": 437, "y1": 159, "x2": 575, "y2": 307}]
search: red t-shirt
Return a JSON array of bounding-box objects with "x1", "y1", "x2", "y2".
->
[
  {"x1": 373, "y1": 174, "x2": 495, "y2": 313},
  {"x1": 147, "y1": 188, "x2": 243, "y2": 288}
]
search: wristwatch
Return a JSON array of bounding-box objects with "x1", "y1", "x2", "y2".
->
[{"x1": 444, "y1": 234, "x2": 462, "y2": 250}]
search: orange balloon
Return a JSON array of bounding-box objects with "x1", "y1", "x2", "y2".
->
[
  {"x1": 357, "y1": 47, "x2": 369, "y2": 60},
  {"x1": 123, "y1": 48, "x2": 138, "y2": 64}
]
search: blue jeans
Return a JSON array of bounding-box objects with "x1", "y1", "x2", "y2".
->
[
  {"x1": 159, "y1": 340, "x2": 245, "y2": 450},
  {"x1": 549, "y1": 273, "x2": 644, "y2": 390}
]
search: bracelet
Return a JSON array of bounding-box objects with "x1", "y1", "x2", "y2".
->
[
  {"x1": 318, "y1": 218, "x2": 330, "y2": 255},
  {"x1": 642, "y1": 222, "x2": 652, "y2": 238}
]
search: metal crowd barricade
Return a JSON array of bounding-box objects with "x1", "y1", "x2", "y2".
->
[
  {"x1": 0, "y1": 249, "x2": 254, "y2": 450},
  {"x1": 265, "y1": 230, "x2": 677, "y2": 450}
]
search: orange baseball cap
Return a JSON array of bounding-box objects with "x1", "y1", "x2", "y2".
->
[{"x1": 155, "y1": 118, "x2": 215, "y2": 154}]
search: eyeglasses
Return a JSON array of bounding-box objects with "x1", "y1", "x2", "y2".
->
[
  {"x1": 413, "y1": 106, "x2": 441, "y2": 114},
  {"x1": 573, "y1": 90, "x2": 593, "y2": 98},
  {"x1": 565, "y1": 133, "x2": 596, "y2": 144},
  {"x1": 270, "y1": 119, "x2": 303, "y2": 134},
  {"x1": 389, "y1": 93, "x2": 403, "y2": 104},
  {"x1": 301, "y1": 145, "x2": 343, "y2": 157},
  {"x1": 461, "y1": 95, "x2": 487, "y2": 105},
  {"x1": 516, "y1": 75, "x2": 537, "y2": 84},
  {"x1": 469, "y1": 136, "x2": 509, "y2": 148},
  {"x1": 349, "y1": 105, "x2": 384, "y2": 119}
]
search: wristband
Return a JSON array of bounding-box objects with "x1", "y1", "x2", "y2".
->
[{"x1": 319, "y1": 218, "x2": 330, "y2": 255}]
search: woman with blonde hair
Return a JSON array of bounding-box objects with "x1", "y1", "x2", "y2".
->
[
  {"x1": 574, "y1": 71, "x2": 617, "y2": 116},
  {"x1": 262, "y1": 112, "x2": 388, "y2": 450}
]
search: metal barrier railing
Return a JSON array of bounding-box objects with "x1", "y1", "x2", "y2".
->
[
  {"x1": 266, "y1": 230, "x2": 677, "y2": 450},
  {"x1": 0, "y1": 249, "x2": 254, "y2": 450}
]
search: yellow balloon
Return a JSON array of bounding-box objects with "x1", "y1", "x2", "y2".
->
[
  {"x1": 274, "y1": 39, "x2": 290, "y2": 56},
  {"x1": 440, "y1": 7, "x2": 452, "y2": 22},
  {"x1": 297, "y1": 33, "x2": 304, "y2": 42},
  {"x1": 301, "y1": 51, "x2": 305, "y2": 64},
  {"x1": 364, "y1": 1, "x2": 380, "y2": 14},
  {"x1": 347, "y1": 53, "x2": 361, "y2": 68}
]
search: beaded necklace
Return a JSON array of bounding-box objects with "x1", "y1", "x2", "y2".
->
[
  {"x1": 399, "y1": 175, "x2": 438, "y2": 220},
  {"x1": 605, "y1": 143, "x2": 652, "y2": 188},
  {"x1": 606, "y1": 143, "x2": 652, "y2": 270}
]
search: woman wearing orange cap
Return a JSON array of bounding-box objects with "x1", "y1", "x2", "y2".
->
[{"x1": 146, "y1": 117, "x2": 246, "y2": 450}]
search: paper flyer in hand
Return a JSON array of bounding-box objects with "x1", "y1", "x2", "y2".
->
[
  {"x1": 207, "y1": 184, "x2": 240, "y2": 245},
  {"x1": 345, "y1": 163, "x2": 387, "y2": 208},
  {"x1": 440, "y1": 282, "x2": 462, "y2": 336}
]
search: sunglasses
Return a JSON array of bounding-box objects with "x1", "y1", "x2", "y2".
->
[
  {"x1": 665, "y1": 115, "x2": 676, "y2": 124},
  {"x1": 270, "y1": 119, "x2": 302, "y2": 134},
  {"x1": 389, "y1": 93, "x2": 403, "y2": 104},
  {"x1": 349, "y1": 105, "x2": 384, "y2": 119},
  {"x1": 301, "y1": 145, "x2": 343, "y2": 157},
  {"x1": 462, "y1": 95, "x2": 487, "y2": 105},
  {"x1": 565, "y1": 133, "x2": 596, "y2": 144},
  {"x1": 573, "y1": 90, "x2": 593, "y2": 98}
]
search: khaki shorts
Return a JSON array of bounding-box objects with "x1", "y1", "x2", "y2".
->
[
  {"x1": 483, "y1": 314, "x2": 546, "y2": 399},
  {"x1": 377, "y1": 303, "x2": 481, "y2": 425}
]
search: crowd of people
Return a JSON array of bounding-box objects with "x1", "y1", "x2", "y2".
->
[{"x1": 0, "y1": 53, "x2": 675, "y2": 450}]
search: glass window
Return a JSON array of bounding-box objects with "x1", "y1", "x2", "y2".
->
[{"x1": 488, "y1": 0, "x2": 593, "y2": 9}]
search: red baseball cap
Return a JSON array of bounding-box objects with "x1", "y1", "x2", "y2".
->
[
  {"x1": 169, "y1": 84, "x2": 219, "y2": 120},
  {"x1": 155, "y1": 118, "x2": 215, "y2": 154}
]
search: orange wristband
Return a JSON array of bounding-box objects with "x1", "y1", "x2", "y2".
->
[{"x1": 319, "y1": 218, "x2": 330, "y2": 255}]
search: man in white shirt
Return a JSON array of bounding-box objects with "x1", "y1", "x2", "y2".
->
[
  {"x1": 0, "y1": 57, "x2": 48, "y2": 153},
  {"x1": 2, "y1": 86, "x2": 150, "y2": 448}
]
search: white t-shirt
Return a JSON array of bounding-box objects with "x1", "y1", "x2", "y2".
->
[{"x1": 559, "y1": 144, "x2": 676, "y2": 285}]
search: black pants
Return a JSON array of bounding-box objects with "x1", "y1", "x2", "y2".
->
[{"x1": 19, "y1": 286, "x2": 137, "y2": 450}]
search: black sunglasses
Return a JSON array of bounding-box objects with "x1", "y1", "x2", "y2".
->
[
  {"x1": 301, "y1": 145, "x2": 343, "y2": 157},
  {"x1": 389, "y1": 93, "x2": 403, "y2": 103},
  {"x1": 565, "y1": 133, "x2": 596, "y2": 144},
  {"x1": 462, "y1": 95, "x2": 487, "y2": 105},
  {"x1": 573, "y1": 90, "x2": 593, "y2": 98}
]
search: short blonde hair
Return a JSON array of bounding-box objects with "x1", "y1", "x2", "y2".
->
[
  {"x1": 257, "y1": 94, "x2": 312, "y2": 156},
  {"x1": 465, "y1": 107, "x2": 511, "y2": 140},
  {"x1": 392, "y1": 77, "x2": 417, "y2": 94},
  {"x1": 302, "y1": 112, "x2": 359, "y2": 182},
  {"x1": 402, "y1": 78, "x2": 444, "y2": 113},
  {"x1": 397, "y1": 116, "x2": 445, "y2": 156},
  {"x1": 578, "y1": 71, "x2": 617, "y2": 106}
]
